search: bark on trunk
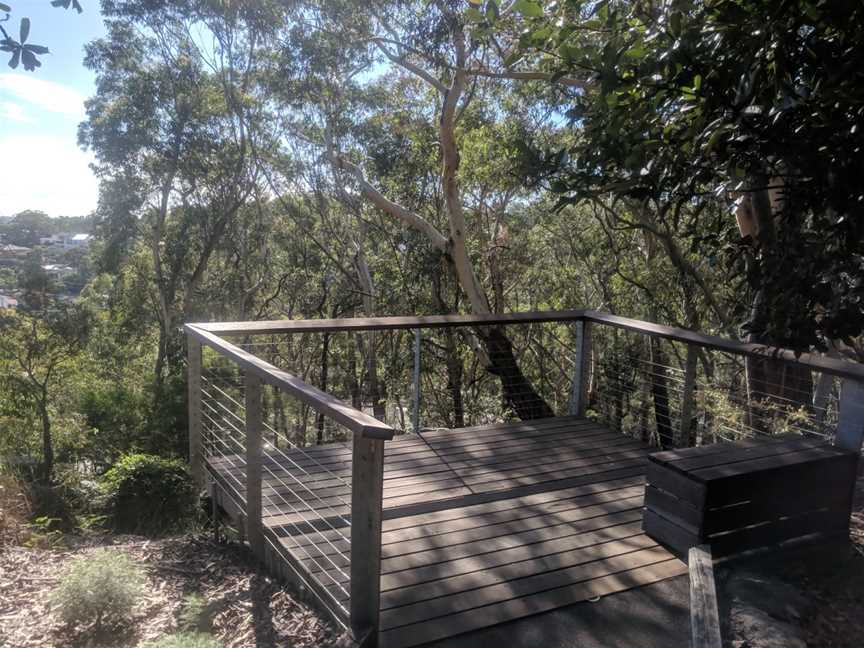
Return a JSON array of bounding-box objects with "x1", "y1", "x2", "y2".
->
[
  {"x1": 477, "y1": 326, "x2": 555, "y2": 420},
  {"x1": 328, "y1": 20, "x2": 554, "y2": 423},
  {"x1": 444, "y1": 330, "x2": 465, "y2": 428},
  {"x1": 39, "y1": 397, "x2": 53, "y2": 483},
  {"x1": 649, "y1": 338, "x2": 673, "y2": 448}
]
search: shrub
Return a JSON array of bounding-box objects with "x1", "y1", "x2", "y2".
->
[
  {"x1": 100, "y1": 453, "x2": 196, "y2": 535},
  {"x1": 49, "y1": 550, "x2": 145, "y2": 628},
  {"x1": 177, "y1": 593, "x2": 212, "y2": 633},
  {"x1": 142, "y1": 633, "x2": 222, "y2": 648}
]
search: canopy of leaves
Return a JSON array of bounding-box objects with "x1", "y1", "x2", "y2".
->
[{"x1": 497, "y1": 0, "x2": 864, "y2": 349}]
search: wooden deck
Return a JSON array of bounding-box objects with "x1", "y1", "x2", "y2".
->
[{"x1": 208, "y1": 416, "x2": 687, "y2": 647}]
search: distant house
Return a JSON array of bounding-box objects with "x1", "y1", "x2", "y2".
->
[
  {"x1": 0, "y1": 243, "x2": 31, "y2": 260},
  {"x1": 38, "y1": 233, "x2": 91, "y2": 250},
  {"x1": 42, "y1": 264, "x2": 75, "y2": 282},
  {"x1": 0, "y1": 294, "x2": 18, "y2": 309}
]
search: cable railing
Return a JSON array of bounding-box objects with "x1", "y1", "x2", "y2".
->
[
  {"x1": 186, "y1": 323, "x2": 394, "y2": 641},
  {"x1": 185, "y1": 309, "x2": 864, "y2": 647}
]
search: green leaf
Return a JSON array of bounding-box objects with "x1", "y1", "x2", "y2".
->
[
  {"x1": 513, "y1": 0, "x2": 543, "y2": 18},
  {"x1": 624, "y1": 45, "x2": 646, "y2": 59},
  {"x1": 705, "y1": 124, "x2": 731, "y2": 151},
  {"x1": 0, "y1": 3, "x2": 11, "y2": 13},
  {"x1": 485, "y1": 0, "x2": 500, "y2": 21},
  {"x1": 19, "y1": 17, "x2": 30, "y2": 44},
  {"x1": 669, "y1": 11, "x2": 682, "y2": 38},
  {"x1": 532, "y1": 26, "x2": 552, "y2": 41},
  {"x1": 465, "y1": 7, "x2": 484, "y2": 22}
]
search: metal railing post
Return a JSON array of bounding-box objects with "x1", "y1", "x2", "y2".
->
[
  {"x1": 350, "y1": 433, "x2": 386, "y2": 646},
  {"x1": 244, "y1": 372, "x2": 264, "y2": 558},
  {"x1": 568, "y1": 320, "x2": 592, "y2": 417},
  {"x1": 412, "y1": 328, "x2": 422, "y2": 433},
  {"x1": 187, "y1": 337, "x2": 204, "y2": 487},
  {"x1": 678, "y1": 344, "x2": 698, "y2": 447},
  {"x1": 837, "y1": 378, "x2": 864, "y2": 452}
]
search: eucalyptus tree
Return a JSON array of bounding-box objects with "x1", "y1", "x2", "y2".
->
[
  {"x1": 79, "y1": 1, "x2": 280, "y2": 388},
  {"x1": 271, "y1": 0, "x2": 595, "y2": 419}
]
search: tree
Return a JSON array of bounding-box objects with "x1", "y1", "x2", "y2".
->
[
  {"x1": 79, "y1": 1, "x2": 272, "y2": 388},
  {"x1": 499, "y1": 0, "x2": 864, "y2": 355},
  {"x1": 1, "y1": 210, "x2": 53, "y2": 248},
  {"x1": 0, "y1": 305, "x2": 91, "y2": 482},
  {"x1": 276, "y1": 0, "x2": 595, "y2": 418}
]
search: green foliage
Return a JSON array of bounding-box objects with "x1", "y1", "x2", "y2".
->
[
  {"x1": 23, "y1": 515, "x2": 64, "y2": 548},
  {"x1": 502, "y1": 0, "x2": 864, "y2": 348},
  {"x1": 177, "y1": 593, "x2": 213, "y2": 634},
  {"x1": 141, "y1": 633, "x2": 221, "y2": 648},
  {"x1": 49, "y1": 550, "x2": 145, "y2": 627},
  {"x1": 99, "y1": 453, "x2": 196, "y2": 535},
  {"x1": 78, "y1": 383, "x2": 147, "y2": 465}
]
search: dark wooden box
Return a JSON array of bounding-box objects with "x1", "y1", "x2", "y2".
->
[{"x1": 643, "y1": 435, "x2": 858, "y2": 557}]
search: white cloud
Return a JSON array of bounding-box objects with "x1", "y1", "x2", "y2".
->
[
  {"x1": 0, "y1": 73, "x2": 86, "y2": 117},
  {"x1": 0, "y1": 135, "x2": 99, "y2": 216},
  {"x1": 0, "y1": 101, "x2": 33, "y2": 123}
]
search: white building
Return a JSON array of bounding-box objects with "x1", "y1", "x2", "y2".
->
[
  {"x1": 0, "y1": 294, "x2": 18, "y2": 309},
  {"x1": 38, "y1": 233, "x2": 91, "y2": 250}
]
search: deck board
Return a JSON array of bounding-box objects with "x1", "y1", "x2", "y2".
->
[{"x1": 207, "y1": 416, "x2": 686, "y2": 647}]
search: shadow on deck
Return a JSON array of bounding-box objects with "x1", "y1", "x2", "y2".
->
[{"x1": 208, "y1": 415, "x2": 687, "y2": 647}]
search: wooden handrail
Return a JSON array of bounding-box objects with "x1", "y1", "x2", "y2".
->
[
  {"x1": 581, "y1": 311, "x2": 864, "y2": 382},
  {"x1": 188, "y1": 309, "x2": 589, "y2": 335},
  {"x1": 188, "y1": 309, "x2": 864, "y2": 382},
  {"x1": 184, "y1": 324, "x2": 395, "y2": 440}
]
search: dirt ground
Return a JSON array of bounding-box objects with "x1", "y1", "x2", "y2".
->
[
  {"x1": 0, "y1": 533, "x2": 338, "y2": 648},
  {"x1": 2, "y1": 476, "x2": 863, "y2": 648},
  {"x1": 721, "y1": 478, "x2": 864, "y2": 648}
]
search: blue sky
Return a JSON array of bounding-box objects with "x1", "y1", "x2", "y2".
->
[{"x1": 0, "y1": 1, "x2": 105, "y2": 217}]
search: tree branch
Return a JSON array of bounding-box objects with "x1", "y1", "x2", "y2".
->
[
  {"x1": 372, "y1": 38, "x2": 447, "y2": 93},
  {"x1": 327, "y1": 144, "x2": 449, "y2": 252},
  {"x1": 463, "y1": 66, "x2": 586, "y2": 89}
]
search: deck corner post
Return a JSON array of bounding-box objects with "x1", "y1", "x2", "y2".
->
[
  {"x1": 569, "y1": 320, "x2": 592, "y2": 417},
  {"x1": 412, "y1": 328, "x2": 422, "y2": 433},
  {"x1": 187, "y1": 336, "x2": 204, "y2": 487},
  {"x1": 678, "y1": 344, "x2": 698, "y2": 448},
  {"x1": 837, "y1": 378, "x2": 864, "y2": 452},
  {"x1": 350, "y1": 433, "x2": 386, "y2": 646},
  {"x1": 244, "y1": 372, "x2": 264, "y2": 559}
]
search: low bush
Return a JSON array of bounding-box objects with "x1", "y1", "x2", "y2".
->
[
  {"x1": 49, "y1": 550, "x2": 145, "y2": 628},
  {"x1": 99, "y1": 453, "x2": 196, "y2": 535},
  {"x1": 177, "y1": 593, "x2": 212, "y2": 633},
  {"x1": 142, "y1": 633, "x2": 222, "y2": 648}
]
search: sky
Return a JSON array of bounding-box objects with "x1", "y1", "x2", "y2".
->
[{"x1": 0, "y1": 1, "x2": 106, "y2": 217}]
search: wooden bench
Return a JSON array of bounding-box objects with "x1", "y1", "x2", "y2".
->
[{"x1": 643, "y1": 435, "x2": 859, "y2": 557}]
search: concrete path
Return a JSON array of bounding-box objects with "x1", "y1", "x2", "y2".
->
[{"x1": 424, "y1": 575, "x2": 690, "y2": 648}]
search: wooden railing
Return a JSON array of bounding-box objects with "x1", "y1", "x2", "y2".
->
[
  {"x1": 186, "y1": 323, "x2": 393, "y2": 644},
  {"x1": 186, "y1": 310, "x2": 864, "y2": 646}
]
